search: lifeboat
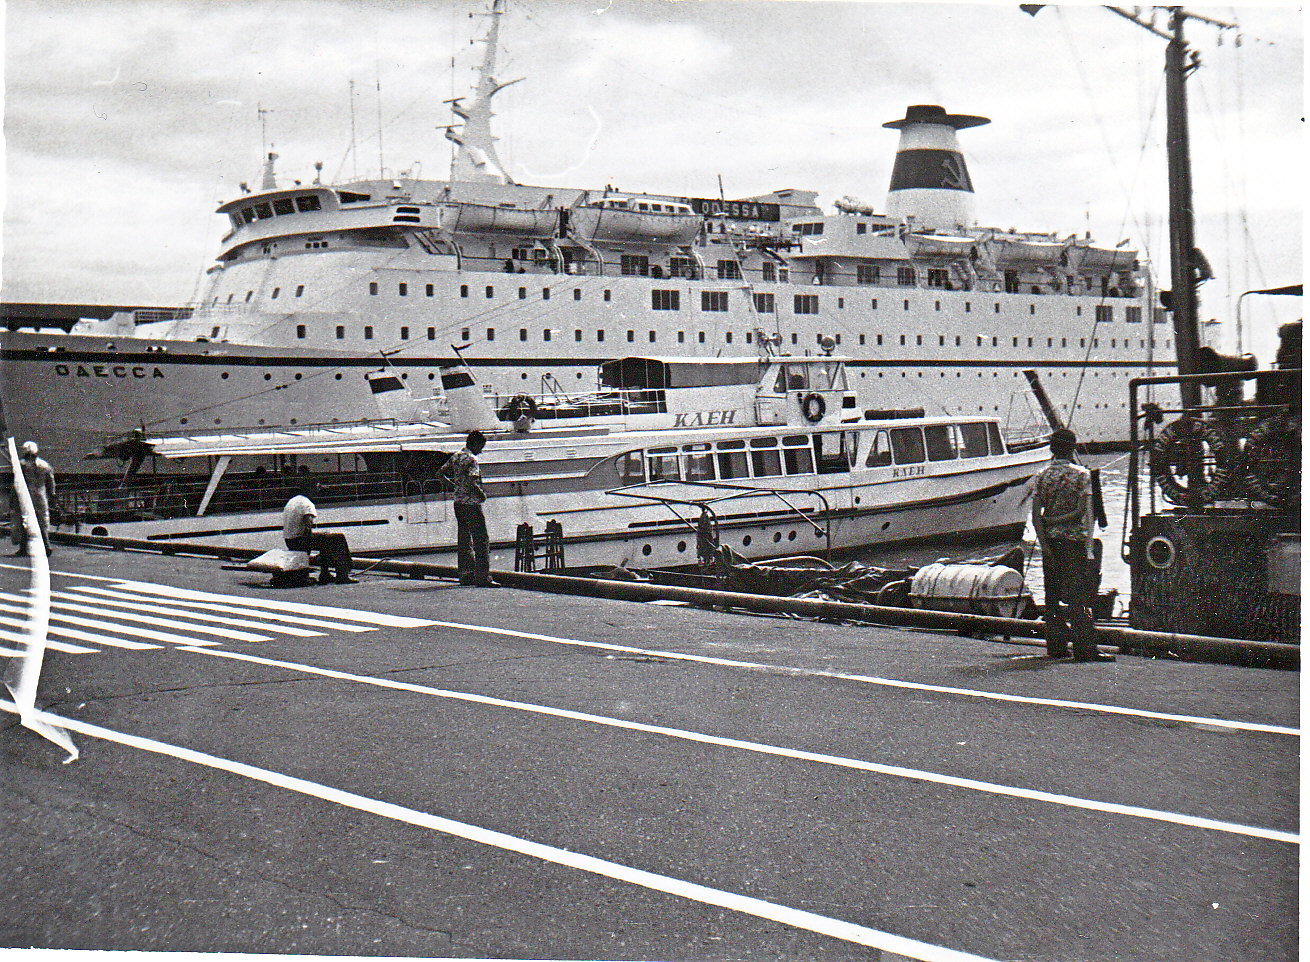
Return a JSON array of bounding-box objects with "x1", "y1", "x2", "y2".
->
[
  {"x1": 1065, "y1": 243, "x2": 1138, "y2": 271},
  {"x1": 439, "y1": 201, "x2": 559, "y2": 237},
  {"x1": 903, "y1": 232, "x2": 979, "y2": 260},
  {"x1": 568, "y1": 195, "x2": 703, "y2": 244},
  {"x1": 987, "y1": 237, "x2": 1068, "y2": 267}
]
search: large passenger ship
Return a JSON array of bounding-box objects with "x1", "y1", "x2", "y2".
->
[{"x1": 0, "y1": 0, "x2": 1172, "y2": 479}]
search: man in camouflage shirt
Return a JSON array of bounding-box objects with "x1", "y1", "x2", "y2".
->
[{"x1": 1031, "y1": 428, "x2": 1111, "y2": 662}]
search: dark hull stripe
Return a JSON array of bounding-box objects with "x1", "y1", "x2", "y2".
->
[{"x1": 1, "y1": 347, "x2": 1175, "y2": 372}]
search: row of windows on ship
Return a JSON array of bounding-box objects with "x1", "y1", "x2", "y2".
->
[
  {"x1": 268, "y1": 320, "x2": 1171, "y2": 354},
  {"x1": 212, "y1": 277, "x2": 1157, "y2": 324},
  {"x1": 617, "y1": 421, "x2": 1008, "y2": 486},
  {"x1": 244, "y1": 232, "x2": 1137, "y2": 296}
]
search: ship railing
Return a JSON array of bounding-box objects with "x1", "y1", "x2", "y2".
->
[
  {"x1": 55, "y1": 470, "x2": 407, "y2": 527},
  {"x1": 605, "y1": 479, "x2": 832, "y2": 562},
  {"x1": 1125, "y1": 368, "x2": 1300, "y2": 539},
  {"x1": 492, "y1": 389, "x2": 665, "y2": 422}
]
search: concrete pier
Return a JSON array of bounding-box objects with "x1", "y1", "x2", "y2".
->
[{"x1": 2, "y1": 547, "x2": 1298, "y2": 960}]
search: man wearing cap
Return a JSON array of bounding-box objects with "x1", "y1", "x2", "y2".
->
[
  {"x1": 11, "y1": 441, "x2": 56, "y2": 556},
  {"x1": 1031, "y1": 428, "x2": 1112, "y2": 662}
]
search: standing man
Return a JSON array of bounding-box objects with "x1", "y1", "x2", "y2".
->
[
  {"x1": 1031, "y1": 428, "x2": 1113, "y2": 662},
  {"x1": 283, "y1": 482, "x2": 354, "y2": 585},
  {"x1": 437, "y1": 430, "x2": 494, "y2": 586},
  {"x1": 11, "y1": 441, "x2": 56, "y2": 556}
]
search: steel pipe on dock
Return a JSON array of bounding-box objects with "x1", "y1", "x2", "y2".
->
[{"x1": 52, "y1": 532, "x2": 1299, "y2": 670}]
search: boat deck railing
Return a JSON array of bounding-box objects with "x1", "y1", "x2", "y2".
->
[{"x1": 606, "y1": 479, "x2": 832, "y2": 562}]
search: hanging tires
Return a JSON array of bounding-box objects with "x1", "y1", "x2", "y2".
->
[
  {"x1": 1242, "y1": 415, "x2": 1300, "y2": 508},
  {"x1": 1150, "y1": 417, "x2": 1234, "y2": 505}
]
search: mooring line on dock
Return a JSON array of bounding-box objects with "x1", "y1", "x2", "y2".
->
[
  {"x1": 180, "y1": 646, "x2": 1299, "y2": 845},
  {"x1": 418, "y1": 618, "x2": 1298, "y2": 738},
  {"x1": 0, "y1": 698, "x2": 1003, "y2": 962}
]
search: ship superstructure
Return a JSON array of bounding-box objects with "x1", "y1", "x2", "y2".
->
[{"x1": 0, "y1": 0, "x2": 1171, "y2": 479}]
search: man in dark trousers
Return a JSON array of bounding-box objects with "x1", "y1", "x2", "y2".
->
[
  {"x1": 283, "y1": 482, "x2": 354, "y2": 585},
  {"x1": 1031, "y1": 428, "x2": 1113, "y2": 662},
  {"x1": 437, "y1": 430, "x2": 494, "y2": 586}
]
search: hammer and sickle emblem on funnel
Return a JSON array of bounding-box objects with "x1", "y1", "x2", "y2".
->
[{"x1": 939, "y1": 155, "x2": 969, "y2": 190}]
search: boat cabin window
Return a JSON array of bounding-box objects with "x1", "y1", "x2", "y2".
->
[
  {"x1": 273, "y1": 198, "x2": 295, "y2": 216},
  {"x1": 865, "y1": 429, "x2": 893, "y2": 467},
  {"x1": 890, "y1": 427, "x2": 926, "y2": 464},
  {"x1": 959, "y1": 422, "x2": 992, "y2": 458},
  {"x1": 782, "y1": 435, "x2": 814, "y2": 475},
  {"x1": 814, "y1": 432, "x2": 856, "y2": 474},
  {"x1": 620, "y1": 451, "x2": 645, "y2": 484},
  {"x1": 254, "y1": 203, "x2": 273, "y2": 220},
  {"x1": 715, "y1": 439, "x2": 749, "y2": 480},
  {"x1": 925, "y1": 425, "x2": 958, "y2": 461},
  {"x1": 773, "y1": 365, "x2": 808, "y2": 393},
  {"x1": 749, "y1": 437, "x2": 783, "y2": 478},
  {"x1": 646, "y1": 446, "x2": 680, "y2": 482},
  {"x1": 682, "y1": 443, "x2": 714, "y2": 481},
  {"x1": 296, "y1": 195, "x2": 322, "y2": 213},
  {"x1": 987, "y1": 423, "x2": 1006, "y2": 455}
]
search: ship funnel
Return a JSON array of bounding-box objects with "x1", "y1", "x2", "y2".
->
[{"x1": 883, "y1": 105, "x2": 989, "y2": 231}]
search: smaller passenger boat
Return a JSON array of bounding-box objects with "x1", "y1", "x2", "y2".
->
[{"x1": 64, "y1": 350, "x2": 1049, "y2": 571}]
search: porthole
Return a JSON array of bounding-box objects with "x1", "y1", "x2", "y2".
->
[
  {"x1": 294, "y1": 373, "x2": 302, "y2": 380},
  {"x1": 335, "y1": 373, "x2": 343, "y2": 380},
  {"x1": 642, "y1": 544, "x2": 652, "y2": 556},
  {"x1": 677, "y1": 541, "x2": 687, "y2": 553},
  {"x1": 264, "y1": 373, "x2": 272, "y2": 380},
  {"x1": 742, "y1": 535, "x2": 752, "y2": 546},
  {"x1": 772, "y1": 532, "x2": 782, "y2": 542},
  {"x1": 787, "y1": 531, "x2": 797, "y2": 541},
  {"x1": 221, "y1": 372, "x2": 229, "y2": 379},
  {"x1": 881, "y1": 521, "x2": 891, "y2": 531}
]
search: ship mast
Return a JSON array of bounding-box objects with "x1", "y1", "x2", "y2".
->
[
  {"x1": 444, "y1": 0, "x2": 523, "y2": 184},
  {"x1": 1108, "y1": 5, "x2": 1236, "y2": 408}
]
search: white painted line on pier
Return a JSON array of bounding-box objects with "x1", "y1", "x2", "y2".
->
[
  {"x1": 185, "y1": 646, "x2": 1300, "y2": 846},
  {"x1": 0, "y1": 623, "x2": 100, "y2": 654},
  {"x1": 420, "y1": 620, "x2": 1300, "y2": 738},
  {"x1": 0, "y1": 609, "x2": 153, "y2": 651},
  {"x1": 0, "y1": 591, "x2": 269, "y2": 643},
  {"x1": 50, "y1": 588, "x2": 324, "y2": 637},
  {"x1": 0, "y1": 598, "x2": 217, "y2": 648},
  {"x1": 112, "y1": 581, "x2": 438, "y2": 628},
  {"x1": 57, "y1": 585, "x2": 370, "y2": 632},
  {"x1": 0, "y1": 698, "x2": 1002, "y2": 962}
]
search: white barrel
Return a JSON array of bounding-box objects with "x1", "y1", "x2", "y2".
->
[{"x1": 909, "y1": 563, "x2": 1028, "y2": 619}]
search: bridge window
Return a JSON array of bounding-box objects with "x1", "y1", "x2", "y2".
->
[
  {"x1": 254, "y1": 203, "x2": 273, "y2": 219},
  {"x1": 794, "y1": 294, "x2": 819, "y2": 315},
  {"x1": 273, "y1": 198, "x2": 295, "y2": 216},
  {"x1": 295, "y1": 195, "x2": 321, "y2": 212}
]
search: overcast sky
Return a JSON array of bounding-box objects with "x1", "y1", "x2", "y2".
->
[{"x1": 1, "y1": 0, "x2": 1303, "y2": 361}]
